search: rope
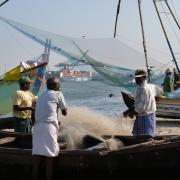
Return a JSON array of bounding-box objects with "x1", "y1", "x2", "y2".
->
[
  {"x1": 117, "y1": 35, "x2": 170, "y2": 56},
  {"x1": 1, "y1": 21, "x2": 35, "y2": 57},
  {"x1": 153, "y1": 60, "x2": 173, "y2": 74},
  {"x1": 159, "y1": 1, "x2": 180, "y2": 45},
  {"x1": 170, "y1": 0, "x2": 180, "y2": 25}
]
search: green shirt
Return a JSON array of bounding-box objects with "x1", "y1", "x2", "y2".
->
[{"x1": 163, "y1": 75, "x2": 174, "y2": 92}]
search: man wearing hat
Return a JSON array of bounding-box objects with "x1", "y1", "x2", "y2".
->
[
  {"x1": 12, "y1": 76, "x2": 37, "y2": 133},
  {"x1": 132, "y1": 69, "x2": 162, "y2": 137},
  {"x1": 163, "y1": 68, "x2": 174, "y2": 92}
]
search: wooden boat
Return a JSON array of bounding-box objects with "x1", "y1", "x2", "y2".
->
[
  {"x1": 0, "y1": 62, "x2": 48, "y2": 115},
  {"x1": 0, "y1": 120, "x2": 180, "y2": 180},
  {"x1": 0, "y1": 132, "x2": 180, "y2": 179},
  {"x1": 156, "y1": 97, "x2": 180, "y2": 119},
  {"x1": 0, "y1": 39, "x2": 51, "y2": 116}
]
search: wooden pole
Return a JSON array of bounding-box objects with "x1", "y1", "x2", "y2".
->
[
  {"x1": 138, "y1": 0, "x2": 151, "y2": 82},
  {"x1": 114, "y1": 0, "x2": 122, "y2": 38},
  {"x1": 0, "y1": 0, "x2": 9, "y2": 7}
]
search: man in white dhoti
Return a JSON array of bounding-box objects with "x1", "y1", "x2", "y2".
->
[{"x1": 32, "y1": 77, "x2": 67, "y2": 180}]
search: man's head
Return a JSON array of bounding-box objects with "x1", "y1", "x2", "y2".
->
[
  {"x1": 134, "y1": 69, "x2": 147, "y2": 85},
  {"x1": 19, "y1": 76, "x2": 34, "y2": 90},
  {"x1": 46, "y1": 77, "x2": 60, "y2": 91},
  {"x1": 165, "y1": 68, "x2": 172, "y2": 75}
]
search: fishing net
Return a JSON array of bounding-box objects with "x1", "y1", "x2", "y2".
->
[{"x1": 0, "y1": 17, "x2": 166, "y2": 88}]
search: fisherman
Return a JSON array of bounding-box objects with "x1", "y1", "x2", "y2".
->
[
  {"x1": 12, "y1": 76, "x2": 37, "y2": 133},
  {"x1": 32, "y1": 77, "x2": 67, "y2": 180},
  {"x1": 163, "y1": 68, "x2": 174, "y2": 93},
  {"x1": 173, "y1": 68, "x2": 180, "y2": 90},
  {"x1": 128, "y1": 69, "x2": 162, "y2": 137}
]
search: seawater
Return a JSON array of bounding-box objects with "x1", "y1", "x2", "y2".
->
[{"x1": 54, "y1": 80, "x2": 128, "y2": 117}]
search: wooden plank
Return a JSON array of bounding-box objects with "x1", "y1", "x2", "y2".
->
[
  {"x1": 156, "y1": 97, "x2": 180, "y2": 104},
  {"x1": 0, "y1": 137, "x2": 15, "y2": 145},
  {"x1": 100, "y1": 135, "x2": 180, "y2": 156},
  {"x1": 0, "y1": 130, "x2": 31, "y2": 138}
]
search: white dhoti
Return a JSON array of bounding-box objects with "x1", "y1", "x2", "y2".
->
[{"x1": 32, "y1": 122, "x2": 59, "y2": 157}]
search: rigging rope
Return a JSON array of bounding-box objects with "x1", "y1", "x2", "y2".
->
[
  {"x1": 159, "y1": 1, "x2": 180, "y2": 45},
  {"x1": 116, "y1": 35, "x2": 175, "y2": 74},
  {"x1": 170, "y1": 0, "x2": 180, "y2": 25},
  {"x1": 1, "y1": 21, "x2": 35, "y2": 57},
  {"x1": 117, "y1": 35, "x2": 170, "y2": 56},
  {"x1": 153, "y1": 60, "x2": 173, "y2": 74}
]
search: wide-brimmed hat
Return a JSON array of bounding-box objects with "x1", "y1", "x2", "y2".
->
[{"x1": 19, "y1": 76, "x2": 34, "y2": 85}]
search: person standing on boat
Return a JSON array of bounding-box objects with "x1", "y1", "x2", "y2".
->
[
  {"x1": 173, "y1": 68, "x2": 180, "y2": 90},
  {"x1": 32, "y1": 76, "x2": 67, "y2": 180},
  {"x1": 132, "y1": 69, "x2": 162, "y2": 137},
  {"x1": 12, "y1": 76, "x2": 37, "y2": 133},
  {"x1": 163, "y1": 68, "x2": 174, "y2": 93}
]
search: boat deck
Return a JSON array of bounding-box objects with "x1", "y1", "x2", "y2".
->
[{"x1": 0, "y1": 116, "x2": 180, "y2": 180}]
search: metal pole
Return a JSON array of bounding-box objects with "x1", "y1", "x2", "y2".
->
[
  {"x1": 114, "y1": 0, "x2": 122, "y2": 38},
  {"x1": 153, "y1": 0, "x2": 180, "y2": 74},
  {"x1": 164, "y1": 0, "x2": 180, "y2": 30},
  {"x1": 138, "y1": 0, "x2": 151, "y2": 81}
]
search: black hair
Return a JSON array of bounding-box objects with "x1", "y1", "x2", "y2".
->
[
  {"x1": 135, "y1": 69, "x2": 147, "y2": 78},
  {"x1": 19, "y1": 81, "x2": 25, "y2": 87},
  {"x1": 46, "y1": 77, "x2": 60, "y2": 91}
]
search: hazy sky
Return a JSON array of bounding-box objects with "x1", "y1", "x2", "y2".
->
[{"x1": 0, "y1": 0, "x2": 180, "y2": 75}]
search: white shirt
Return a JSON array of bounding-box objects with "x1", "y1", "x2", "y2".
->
[
  {"x1": 135, "y1": 81, "x2": 162, "y2": 116},
  {"x1": 35, "y1": 90, "x2": 67, "y2": 126}
]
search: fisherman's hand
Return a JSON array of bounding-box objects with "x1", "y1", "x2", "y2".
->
[
  {"x1": 123, "y1": 109, "x2": 137, "y2": 119},
  {"x1": 129, "y1": 111, "x2": 136, "y2": 118},
  {"x1": 61, "y1": 109, "x2": 67, "y2": 116},
  {"x1": 130, "y1": 110, "x2": 138, "y2": 118},
  {"x1": 123, "y1": 109, "x2": 129, "y2": 118}
]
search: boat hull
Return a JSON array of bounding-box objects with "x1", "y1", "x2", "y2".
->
[
  {"x1": 0, "y1": 131, "x2": 180, "y2": 179},
  {"x1": 0, "y1": 117, "x2": 180, "y2": 179},
  {"x1": 0, "y1": 62, "x2": 47, "y2": 115},
  {"x1": 156, "y1": 97, "x2": 180, "y2": 118}
]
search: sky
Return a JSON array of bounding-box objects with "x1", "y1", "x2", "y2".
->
[{"x1": 0, "y1": 0, "x2": 180, "y2": 75}]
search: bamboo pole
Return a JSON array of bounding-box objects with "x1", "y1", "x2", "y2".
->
[
  {"x1": 0, "y1": 0, "x2": 9, "y2": 7},
  {"x1": 138, "y1": 0, "x2": 151, "y2": 82},
  {"x1": 114, "y1": 0, "x2": 122, "y2": 38}
]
